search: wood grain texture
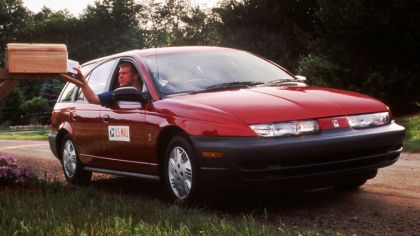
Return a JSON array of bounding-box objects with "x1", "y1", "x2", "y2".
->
[{"x1": 7, "y1": 44, "x2": 68, "y2": 73}]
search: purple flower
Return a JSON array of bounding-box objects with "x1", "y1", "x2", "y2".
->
[{"x1": 0, "y1": 153, "x2": 33, "y2": 186}]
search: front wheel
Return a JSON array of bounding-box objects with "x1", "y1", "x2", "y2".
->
[
  {"x1": 164, "y1": 134, "x2": 200, "y2": 205},
  {"x1": 61, "y1": 134, "x2": 92, "y2": 185}
]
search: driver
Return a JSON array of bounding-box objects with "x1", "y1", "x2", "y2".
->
[{"x1": 75, "y1": 62, "x2": 142, "y2": 107}]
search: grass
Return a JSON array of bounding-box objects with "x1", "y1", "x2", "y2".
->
[
  {"x1": 0, "y1": 179, "x2": 324, "y2": 236},
  {"x1": 398, "y1": 114, "x2": 420, "y2": 152},
  {"x1": 0, "y1": 129, "x2": 48, "y2": 140}
]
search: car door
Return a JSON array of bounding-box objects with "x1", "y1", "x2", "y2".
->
[
  {"x1": 97, "y1": 60, "x2": 151, "y2": 173},
  {"x1": 73, "y1": 59, "x2": 118, "y2": 165}
]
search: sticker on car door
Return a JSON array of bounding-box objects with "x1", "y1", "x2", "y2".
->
[{"x1": 108, "y1": 126, "x2": 130, "y2": 141}]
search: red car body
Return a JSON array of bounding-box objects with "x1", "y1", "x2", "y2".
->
[{"x1": 49, "y1": 46, "x2": 405, "y2": 204}]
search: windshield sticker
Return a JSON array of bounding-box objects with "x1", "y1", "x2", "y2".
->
[{"x1": 108, "y1": 126, "x2": 130, "y2": 142}]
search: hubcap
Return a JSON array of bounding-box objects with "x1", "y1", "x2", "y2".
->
[
  {"x1": 62, "y1": 140, "x2": 77, "y2": 178},
  {"x1": 168, "y1": 146, "x2": 192, "y2": 200}
]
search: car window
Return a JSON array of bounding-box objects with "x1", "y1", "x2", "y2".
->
[
  {"x1": 110, "y1": 60, "x2": 149, "y2": 94},
  {"x1": 80, "y1": 62, "x2": 98, "y2": 77},
  {"x1": 77, "y1": 59, "x2": 117, "y2": 101},
  {"x1": 58, "y1": 82, "x2": 77, "y2": 102},
  {"x1": 144, "y1": 51, "x2": 296, "y2": 96}
]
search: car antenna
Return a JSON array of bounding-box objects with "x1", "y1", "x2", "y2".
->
[{"x1": 155, "y1": 47, "x2": 160, "y2": 86}]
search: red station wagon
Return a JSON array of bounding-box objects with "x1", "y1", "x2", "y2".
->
[{"x1": 49, "y1": 46, "x2": 405, "y2": 204}]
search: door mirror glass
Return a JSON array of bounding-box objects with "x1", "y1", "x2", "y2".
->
[
  {"x1": 113, "y1": 87, "x2": 145, "y2": 102},
  {"x1": 295, "y1": 75, "x2": 307, "y2": 81}
]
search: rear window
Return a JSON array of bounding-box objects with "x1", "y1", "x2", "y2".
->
[
  {"x1": 57, "y1": 61, "x2": 103, "y2": 103},
  {"x1": 58, "y1": 83, "x2": 77, "y2": 102}
]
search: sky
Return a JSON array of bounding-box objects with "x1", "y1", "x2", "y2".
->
[{"x1": 22, "y1": 0, "x2": 220, "y2": 16}]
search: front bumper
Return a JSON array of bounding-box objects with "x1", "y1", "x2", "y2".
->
[
  {"x1": 48, "y1": 131, "x2": 59, "y2": 159},
  {"x1": 191, "y1": 122, "x2": 405, "y2": 187}
]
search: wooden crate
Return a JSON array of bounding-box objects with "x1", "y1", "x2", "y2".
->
[{"x1": 7, "y1": 43, "x2": 68, "y2": 73}]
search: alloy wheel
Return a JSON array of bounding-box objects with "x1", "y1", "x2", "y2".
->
[
  {"x1": 168, "y1": 146, "x2": 193, "y2": 200},
  {"x1": 62, "y1": 140, "x2": 77, "y2": 178}
]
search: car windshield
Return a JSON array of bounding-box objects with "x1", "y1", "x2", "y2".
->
[{"x1": 144, "y1": 50, "x2": 296, "y2": 96}]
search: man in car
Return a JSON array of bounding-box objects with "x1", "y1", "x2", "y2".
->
[{"x1": 75, "y1": 62, "x2": 142, "y2": 106}]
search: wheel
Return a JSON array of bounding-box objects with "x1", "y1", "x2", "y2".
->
[
  {"x1": 164, "y1": 134, "x2": 200, "y2": 205},
  {"x1": 61, "y1": 134, "x2": 92, "y2": 185}
]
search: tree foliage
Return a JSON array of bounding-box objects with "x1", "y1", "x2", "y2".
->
[
  {"x1": 0, "y1": 0, "x2": 32, "y2": 67},
  {"x1": 215, "y1": 0, "x2": 318, "y2": 68},
  {"x1": 297, "y1": 0, "x2": 420, "y2": 113},
  {"x1": 0, "y1": 87, "x2": 25, "y2": 125},
  {"x1": 75, "y1": 0, "x2": 145, "y2": 61}
]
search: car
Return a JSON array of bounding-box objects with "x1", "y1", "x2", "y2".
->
[{"x1": 49, "y1": 46, "x2": 405, "y2": 204}]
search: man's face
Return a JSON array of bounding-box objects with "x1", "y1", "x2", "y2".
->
[{"x1": 118, "y1": 66, "x2": 136, "y2": 87}]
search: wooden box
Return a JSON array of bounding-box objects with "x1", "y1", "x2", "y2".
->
[{"x1": 7, "y1": 43, "x2": 68, "y2": 73}]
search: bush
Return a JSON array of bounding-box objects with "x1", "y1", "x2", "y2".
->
[
  {"x1": 0, "y1": 154, "x2": 32, "y2": 186},
  {"x1": 296, "y1": 54, "x2": 348, "y2": 88}
]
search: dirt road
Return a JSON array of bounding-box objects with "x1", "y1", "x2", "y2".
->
[{"x1": 1, "y1": 140, "x2": 419, "y2": 235}]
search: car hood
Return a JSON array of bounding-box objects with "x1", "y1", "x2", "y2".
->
[{"x1": 166, "y1": 86, "x2": 389, "y2": 124}]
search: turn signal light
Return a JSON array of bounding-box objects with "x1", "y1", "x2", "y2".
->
[{"x1": 201, "y1": 151, "x2": 224, "y2": 158}]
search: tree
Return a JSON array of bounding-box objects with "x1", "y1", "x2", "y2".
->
[
  {"x1": 40, "y1": 79, "x2": 64, "y2": 109},
  {"x1": 28, "y1": 7, "x2": 80, "y2": 56},
  {"x1": 75, "y1": 0, "x2": 146, "y2": 61},
  {"x1": 142, "y1": 0, "x2": 220, "y2": 47},
  {"x1": 0, "y1": 0, "x2": 32, "y2": 67},
  {"x1": 297, "y1": 0, "x2": 420, "y2": 113},
  {"x1": 142, "y1": 0, "x2": 189, "y2": 47},
  {"x1": 20, "y1": 96, "x2": 49, "y2": 124},
  {"x1": 215, "y1": 0, "x2": 318, "y2": 69},
  {"x1": 0, "y1": 87, "x2": 25, "y2": 125},
  {"x1": 175, "y1": 6, "x2": 221, "y2": 45}
]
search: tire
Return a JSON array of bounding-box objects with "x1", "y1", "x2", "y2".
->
[
  {"x1": 164, "y1": 134, "x2": 200, "y2": 205},
  {"x1": 60, "y1": 134, "x2": 92, "y2": 185}
]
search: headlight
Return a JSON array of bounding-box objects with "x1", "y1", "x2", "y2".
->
[
  {"x1": 249, "y1": 120, "x2": 319, "y2": 137},
  {"x1": 347, "y1": 112, "x2": 390, "y2": 129}
]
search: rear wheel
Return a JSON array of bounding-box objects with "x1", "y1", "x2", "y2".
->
[
  {"x1": 164, "y1": 134, "x2": 200, "y2": 205},
  {"x1": 61, "y1": 134, "x2": 92, "y2": 185}
]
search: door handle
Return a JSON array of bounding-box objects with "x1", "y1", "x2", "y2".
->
[
  {"x1": 102, "y1": 114, "x2": 110, "y2": 123},
  {"x1": 71, "y1": 112, "x2": 80, "y2": 121}
]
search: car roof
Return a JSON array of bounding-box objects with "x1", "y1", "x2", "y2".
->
[{"x1": 82, "y1": 46, "x2": 239, "y2": 66}]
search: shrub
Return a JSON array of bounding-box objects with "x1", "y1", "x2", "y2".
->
[
  {"x1": 0, "y1": 153, "x2": 32, "y2": 186},
  {"x1": 296, "y1": 54, "x2": 344, "y2": 88}
]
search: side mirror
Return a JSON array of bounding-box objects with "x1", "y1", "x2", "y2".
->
[
  {"x1": 295, "y1": 75, "x2": 307, "y2": 82},
  {"x1": 113, "y1": 86, "x2": 147, "y2": 103}
]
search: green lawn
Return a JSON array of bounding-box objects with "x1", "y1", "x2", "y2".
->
[
  {"x1": 0, "y1": 129, "x2": 48, "y2": 140},
  {"x1": 398, "y1": 114, "x2": 420, "y2": 152},
  {"x1": 0, "y1": 180, "x2": 323, "y2": 236}
]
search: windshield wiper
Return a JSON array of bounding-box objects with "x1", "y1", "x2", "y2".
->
[
  {"x1": 205, "y1": 81, "x2": 263, "y2": 90},
  {"x1": 263, "y1": 79, "x2": 299, "y2": 86},
  {"x1": 191, "y1": 81, "x2": 263, "y2": 94}
]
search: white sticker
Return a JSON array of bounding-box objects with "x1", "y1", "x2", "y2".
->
[{"x1": 108, "y1": 126, "x2": 130, "y2": 142}]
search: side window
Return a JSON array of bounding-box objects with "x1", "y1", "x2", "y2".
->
[
  {"x1": 109, "y1": 60, "x2": 148, "y2": 93},
  {"x1": 112, "y1": 60, "x2": 150, "y2": 105},
  {"x1": 77, "y1": 59, "x2": 117, "y2": 101},
  {"x1": 58, "y1": 83, "x2": 77, "y2": 102}
]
